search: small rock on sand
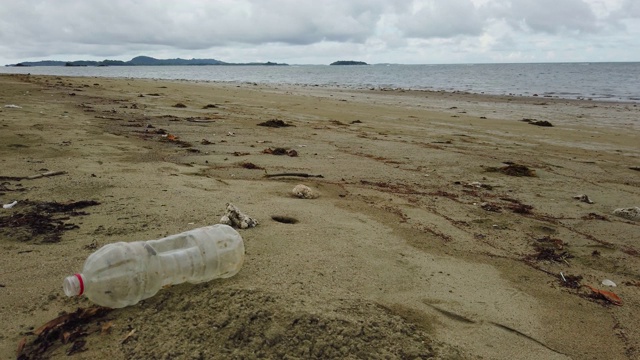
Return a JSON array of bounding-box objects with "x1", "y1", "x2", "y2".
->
[
  {"x1": 612, "y1": 206, "x2": 640, "y2": 221},
  {"x1": 573, "y1": 194, "x2": 594, "y2": 204},
  {"x1": 292, "y1": 184, "x2": 318, "y2": 199},
  {"x1": 220, "y1": 203, "x2": 258, "y2": 229}
]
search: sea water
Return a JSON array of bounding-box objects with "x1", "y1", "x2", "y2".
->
[{"x1": 1, "y1": 62, "x2": 639, "y2": 102}]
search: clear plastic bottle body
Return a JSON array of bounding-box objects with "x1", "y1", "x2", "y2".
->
[{"x1": 64, "y1": 224, "x2": 244, "y2": 308}]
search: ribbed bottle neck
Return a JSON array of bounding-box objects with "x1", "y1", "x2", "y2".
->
[{"x1": 63, "y1": 274, "x2": 84, "y2": 296}]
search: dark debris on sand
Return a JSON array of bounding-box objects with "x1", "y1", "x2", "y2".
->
[
  {"x1": 17, "y1": 306, "x2": 112, "y2": 360},
  {"x1": 258, "y1": 119, "x2": 294, "y2": 128},
  {"x1": 521, "y1": 118, "x2": 553, "y2": 127},
  {"x1": 486, "y1": 163, "x2": 536, "y2": 177},
  {"x1": 0, "y1": 200, "x2": 99, "y2": 243}
]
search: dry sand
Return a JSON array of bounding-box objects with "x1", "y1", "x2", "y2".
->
[{"x1": 1, "y1": 73, "x2": 639, "y2": 359}]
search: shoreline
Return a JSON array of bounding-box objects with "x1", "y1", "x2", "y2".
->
[
  {"x1": 1, "y1": 74, "x2": 639, "y2": 359},
  {"x1": 2, "y1": 62, "x2": 639, "y2": 104}
]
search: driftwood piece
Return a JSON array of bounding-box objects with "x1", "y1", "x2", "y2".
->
[
  {"x1": 0, "y1": 171, "x2": 67, "y2": 181},
  {"x1": 27, "y1": 170, "x2": 67, "y2": 180},
  {"x1": 186, "y1": 118, "x2": 216, "y2": 123},
  {"x1": 264, "y1": 173, "x2": 324, "y2": 178}
]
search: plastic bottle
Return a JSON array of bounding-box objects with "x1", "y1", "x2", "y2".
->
[{"x1": 63, "y1": 224, "x2": 245, "y2": 308}]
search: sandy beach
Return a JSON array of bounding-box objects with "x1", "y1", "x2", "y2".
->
[{"x1": 1, "y1": 73, "x2": 639, "y2": 359}]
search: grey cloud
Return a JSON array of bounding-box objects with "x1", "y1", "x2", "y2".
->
[
  {"x1": 0, "y1": 0, "x2": 637, "y2": 64},
  {"x1": 394, "y1": 0, "x2": 609, "y2": 41},
  {"x1": 610, "y1": 0, "x2": 640, "y2": 19},
  {"x1": 0, "y1": 0, "x2": 397, "y2": 54},
  {"x1": 503, "y1": 0, "x2": 600, "y2": 34},
  {"x1": 397, "y1": 0, "x2": 485, "y2": 38}
]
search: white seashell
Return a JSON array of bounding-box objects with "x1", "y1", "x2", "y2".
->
[
  {"x1": 3, "y1": 201, "x2": 17, "y2": 209},
  {"x1": 601, "y1": 279, "x2": 616, "y2": 287}
]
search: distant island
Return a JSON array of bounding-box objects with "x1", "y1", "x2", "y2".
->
[
  {"x1": 330, "y1": 60, "x2": 368, "y2": 65},
  {"x1": 6, "y1": 55, "x2": 288, "y2": 67}
]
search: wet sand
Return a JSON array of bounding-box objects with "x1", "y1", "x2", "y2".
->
[{"x1": 1, "y1": 73, "x2": 639, "y2": 359}]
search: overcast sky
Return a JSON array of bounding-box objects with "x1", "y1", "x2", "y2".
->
[{"x1": 1, "y1": 0, "x2": 638, "y2": 65}]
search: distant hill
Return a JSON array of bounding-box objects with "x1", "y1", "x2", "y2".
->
[
  {"x1": 7, "y1": 56, "x2": 287, "y2": 67},
  {"x1": 330, "y1": 60, "x2": 368, "y2": 65},
  {"x1": 127, "y1": 56, "x2": 226, "y2": 66}
]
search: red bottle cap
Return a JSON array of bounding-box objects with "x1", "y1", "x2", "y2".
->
[{"x1": 75, "y1": 273, "x2": 84, "y2": 295}]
